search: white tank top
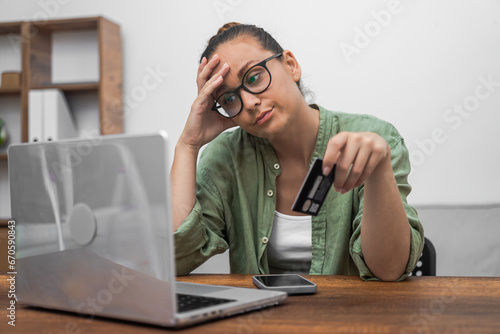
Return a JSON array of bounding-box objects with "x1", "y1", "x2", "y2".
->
[{"x1": 267, "y1": 211, "x2": 312, "y2": 274}]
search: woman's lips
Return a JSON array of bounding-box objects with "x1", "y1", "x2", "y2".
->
[{"x1": 255, "y1": 108, "x2": 273, "y2": 125}]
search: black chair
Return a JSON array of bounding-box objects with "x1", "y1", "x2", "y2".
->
[{"x1": 410, "y1": 237, "x2": 436, "y2": 276}]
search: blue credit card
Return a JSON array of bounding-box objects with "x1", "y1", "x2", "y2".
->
[{"x1": 291, "y1": 158, "x2": 335, "y2": 216}]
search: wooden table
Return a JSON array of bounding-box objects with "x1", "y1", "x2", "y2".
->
[{"x1": 1, "y1": 273, "x2": 500, "y2": 333}]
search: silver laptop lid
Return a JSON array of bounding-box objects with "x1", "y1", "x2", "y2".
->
[{"x1": 9, "y1": 132, "x2": 177, "y2": 325}]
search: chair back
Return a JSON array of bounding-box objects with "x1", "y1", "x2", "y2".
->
[{"x1": 410, "y1": 237, "x2": 436, "y2": 276}]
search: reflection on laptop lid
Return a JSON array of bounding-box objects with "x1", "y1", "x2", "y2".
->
[{"x1": 9, "y1": 132, "x2": 286, "y2": 328}]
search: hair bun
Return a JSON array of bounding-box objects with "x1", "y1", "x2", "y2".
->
[
  {"x1": 217, "y1": 22, "x2": 241, "y2": 34},
  {"x1": 208, "y1": 22, "x2": 241, "y2": 44}
]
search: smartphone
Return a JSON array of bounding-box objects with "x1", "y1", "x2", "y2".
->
[{"x1": 252, "y1": 274, "x2": 317, "y2": 295}]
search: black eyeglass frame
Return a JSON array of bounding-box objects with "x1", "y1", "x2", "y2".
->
[{"x1": 211, "y1": 52, "x2": 283, "y2": 118}]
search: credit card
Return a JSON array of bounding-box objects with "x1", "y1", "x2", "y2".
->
[{"x1": 291, "y1": 158, "x2": 335, "y2": 216}]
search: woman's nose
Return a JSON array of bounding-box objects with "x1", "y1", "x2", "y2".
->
[{"x1": 239, "y1": 89, "x2": 261, "y2": 112}]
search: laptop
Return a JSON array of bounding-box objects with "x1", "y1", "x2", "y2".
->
[{"x1": 8, "y1": 131, "x2": 287, "y2": 328}]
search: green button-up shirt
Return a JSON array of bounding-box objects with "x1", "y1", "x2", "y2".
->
[{"x1": 174, "y1": 105, "x2": 424, "y2": 281}]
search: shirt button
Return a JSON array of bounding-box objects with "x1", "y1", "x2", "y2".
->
[
  {"x1": 273, "y1": 163, "x2": 280, "y2": 170},
  {"x1": 262, "y1": 237, "x2": 269, "y2": 244},
  {"x1": 267, "y1": 190, "x2": 274, "y2": 197}
]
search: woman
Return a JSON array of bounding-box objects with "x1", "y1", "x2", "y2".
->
[{"x1": 171, "y1": 23, "x2": 424, "y2": 281}]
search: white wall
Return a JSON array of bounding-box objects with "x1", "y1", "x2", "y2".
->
[
  {"x1": 1, "y1": 0, "x2": 499, "y2": 274},
  {"x1": 417, "y1": 204, "x2": 500, "y2": 277},
  {"x1": 1, "y1": 0, "x2": 499, "y2": 206}
]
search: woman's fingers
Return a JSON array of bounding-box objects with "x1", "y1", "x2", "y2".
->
[
  {"x1": 198, "y1": 74, "x2": 223, "y2": 100},
  {"x1": 197, "y1": 56, "x2": 208, "y2": 76},
  {"x1": 322, "y1": 132, "x2": 347, "y2": 175},
  {"x1": 198, "y1": 64, "x2": 229, "y2": 101},
  {"x1": 197, "y1": 54, "x2": 224, "y2": 92},
  {"x1": 339, "y1": 145, "x2": 371, "y2": 192},
  {"x1": 331, "y1": 136, "x2": 360, "y2": 192},
  {"x1": 323, "y1": 132, "x2": 389, "y2": 194}
]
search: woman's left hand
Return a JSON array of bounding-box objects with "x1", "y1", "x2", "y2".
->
[{"x1": 322, "y1": 132, "x2": 391, "y2": 194}]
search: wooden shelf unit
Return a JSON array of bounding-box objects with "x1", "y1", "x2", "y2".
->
[
  {"x1": 30, "y1": 82, "x2": 99, "y2": 91},
  {"x1": 0, "y1": 21, "x2": 22, "y2": 35},
  {"x1": 0, "y1": 16, "x2": 123, "y2": 144},
  {"x1": 0, "y1": 17, "x2": 124, "y2": 271},
  {"x1": 0, "y1": 88, "x2": 21, "y2": 94}
]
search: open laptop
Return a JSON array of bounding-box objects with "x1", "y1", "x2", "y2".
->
[{"x1": 8, "y1": 131, "x2": 287, "y2": 328}]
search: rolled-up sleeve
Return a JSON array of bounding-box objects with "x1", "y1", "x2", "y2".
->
[{"x1": 174, "y1": 167, "x2": 229, "y2": 276}]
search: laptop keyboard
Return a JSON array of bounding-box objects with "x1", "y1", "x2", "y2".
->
[{"x1": 177, "y1": 293, "x2": 236, "y2": 313}]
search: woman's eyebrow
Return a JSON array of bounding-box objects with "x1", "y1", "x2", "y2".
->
[
  {"x1": 214, "y1": 83, "x2": 228, "y2": 98},
  {"x1": 237, "y1": 60, "x2": 256, "y2": 78},
  {"x1": 213, "y1": 59, "x2": 258, "y2": 97}
]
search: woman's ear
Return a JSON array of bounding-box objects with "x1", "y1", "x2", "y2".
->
[{"x1": 282, "y1": 50, "x2": 302, "y2": 83}]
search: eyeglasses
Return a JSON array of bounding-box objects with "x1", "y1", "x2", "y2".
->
[{"x1": 212, "y1": 53, "x2": 283, "y2": 118}]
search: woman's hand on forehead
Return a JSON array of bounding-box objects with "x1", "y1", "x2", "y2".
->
[
  {"x1": 197, "y1": 54, "x2": 226, "y2": 94},
  {"x1": 179, "y1": 52, "x2": 235, "y2": 150}
]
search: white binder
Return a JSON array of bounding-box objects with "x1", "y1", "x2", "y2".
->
[
  {"x1": 43, "y1": 89, "x2": 77, "y2": 142},
  {"x1": 28, "y1": 89, "x2": 78, "y2": 142},
  {"x1": 28, "y1": 91, "x2": 44, "y2": 143}
]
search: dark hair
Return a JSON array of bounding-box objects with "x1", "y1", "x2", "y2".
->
[
  {"x1": 200, "y1": 23, "x2": 308, "y2": 97},
  {"x1": 200, "y1": 22, "x2": 284, "y2": 63}
]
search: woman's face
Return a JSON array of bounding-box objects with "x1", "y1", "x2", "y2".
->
[{"x1": 210, "y1": 36, "x2": 303, "y2": 139}]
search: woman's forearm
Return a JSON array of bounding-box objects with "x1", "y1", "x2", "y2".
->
[
  {"x1": 170, "y1": 139, "x2": 200, "y2": 232},
  {"x1": 360, "y1": 152, "x2": 411, "y2": 281}
]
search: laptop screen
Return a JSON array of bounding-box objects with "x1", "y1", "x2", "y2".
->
[{"x1": 9, "y1": 132, "x2": 175, "y2": 282}]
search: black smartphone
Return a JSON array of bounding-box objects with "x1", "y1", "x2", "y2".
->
[{"x1": 252, "y1": 274, "x2": 317, "y2": 295}]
